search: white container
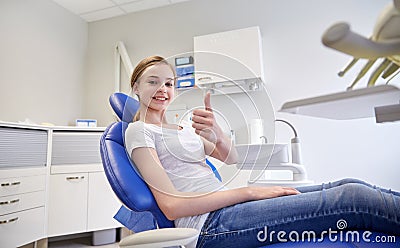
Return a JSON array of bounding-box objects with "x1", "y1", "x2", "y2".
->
[
  {"x1": 249, "y1": 119, "x2": 264, "y2": 144},
  {"x1": 92, "y1": 228, "x2": 116, "y2": 246}
]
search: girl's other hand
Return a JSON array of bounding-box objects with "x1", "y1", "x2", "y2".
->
[{"x1": 246, "y1": 186, "x2": 301, "y2": 201}]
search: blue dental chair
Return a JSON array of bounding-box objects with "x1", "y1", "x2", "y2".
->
[
  {"x1": 100, "y1": 93, "x2": 221, "y2": 247},
  {"x1": 100, "y1": 93, "x2": 399, "y2": 247}
]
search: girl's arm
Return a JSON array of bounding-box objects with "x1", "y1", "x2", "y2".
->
[
  {"x1": 201, "y1": 134, "x2": 238, "y2": 165},
  {"x1": 131, "y1": 147, "x2": 299, "y2": 221}
]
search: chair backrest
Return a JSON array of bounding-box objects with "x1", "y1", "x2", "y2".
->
[{"x1": 100, "y1": 121, "x2": 174, "y2": 228}]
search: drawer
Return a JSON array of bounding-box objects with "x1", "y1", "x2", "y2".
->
[
  {"x1": 0, "y1": 174, "x2": 46, "y2": 197},
  {"x1": 0, "y1": 191, "x2": 45, "y2": 216},
  {"x1": 0, "y1": 207, "x2": 45, "y2": 248}
]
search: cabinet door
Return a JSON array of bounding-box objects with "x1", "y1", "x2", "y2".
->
[
  {"x1": 48, "y1": 173, "x2": 88, "y2": 237},
  {"x1": 87, "y1": 172, "x2": 122, "y2": 231}
]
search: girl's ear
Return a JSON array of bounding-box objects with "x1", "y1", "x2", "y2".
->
[{"x1": 133, "y1": 83, "x2": 139, "y2": 95}]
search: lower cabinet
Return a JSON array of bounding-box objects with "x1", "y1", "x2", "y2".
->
[
  {"x1": 48, "y1": 173, "x2": 88, "y2": 237},
  {"x1": 0, "y1": 124, "x2": 122, "y2": 246},
  {"x1": 0, "y1": 167, "x2": 47, "y2": 248},
  {"x1": 48, "y1": 168, "x2": 121, "y2": 238},
  {"x1": 88, "y1": 171, "x2": 122, "y2": 231}
]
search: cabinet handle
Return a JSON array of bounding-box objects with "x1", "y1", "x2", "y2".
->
[
  {"x1": 66, "y1": 176, "x2": 85, "y2": 181},
  {"x1": 0, "y1": 217, "x2": 19, "y2": 225},
  {"x1": 1, "y1": 181, "x2": 21, "y2": 187},
  {"x1": 0, "y1": 199, "x2": 20, "y2": 205}
]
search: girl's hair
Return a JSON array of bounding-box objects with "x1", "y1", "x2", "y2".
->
[{"x1": 130, "y1": 55, "x2": 176, "y2": 122}]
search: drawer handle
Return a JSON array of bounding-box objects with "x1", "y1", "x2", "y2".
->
[
  {"x1": 66, "y1": 176, "x2": 85, "y2": 181},
  {"x1": 0, "y1": 199, "x2": 20, "y2": 205},
  {"x1": 0, "y1": 217, "x2": 19, "y2": 225},
  {"x1": 1, "y1": 182, "x2": 21, "y2": 187}
]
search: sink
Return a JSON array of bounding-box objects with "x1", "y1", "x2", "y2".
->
[{"x1": 235, "y1": 143, "x2": 289, "y2": 169}]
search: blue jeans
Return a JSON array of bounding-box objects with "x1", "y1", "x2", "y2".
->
[{"x1": 196, "y1": 178, "x2": 400, "y2": 247}]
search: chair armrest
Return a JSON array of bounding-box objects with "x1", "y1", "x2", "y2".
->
[{"x1": 119, "y1": 228, "x2": 199, "y2": 248}]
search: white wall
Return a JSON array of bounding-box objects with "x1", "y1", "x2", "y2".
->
[
  {"x1": 0, "y1": 0, "x2": 87, "y2": 126},
  {"x1": 85, "y1": 0, "x2": 400, "y2": 190}
]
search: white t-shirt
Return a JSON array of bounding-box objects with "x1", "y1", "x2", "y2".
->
[{"x1": 124, "y1": 121, "x2": 224, "y2": 239}]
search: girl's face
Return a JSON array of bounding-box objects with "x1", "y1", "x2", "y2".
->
[{"x1": 134, "y1": 63, "x2": 175, "y2": 114}]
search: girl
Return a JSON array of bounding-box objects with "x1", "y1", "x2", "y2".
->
[{"x1": 125, "y1": 55, "x2": 400, "y2": 248}]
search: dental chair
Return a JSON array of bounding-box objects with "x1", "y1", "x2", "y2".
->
[
  {"x1": 100, "y1": 93, "x2": 221, "y2": 247},
  {"x1": 100, "y1": 92, "x2": 399, "y2": 247}
]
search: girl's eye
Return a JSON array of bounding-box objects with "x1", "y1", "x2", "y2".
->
[
  {"x1": 148, "y1": 80, "x2": 158, "y2": 85},
  {"x1": 165, "y1": 82, "x2": 174, "y2": 87}
]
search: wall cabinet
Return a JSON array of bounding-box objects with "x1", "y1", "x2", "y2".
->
[{"x1": 193, "y1": 26, "x2": 264, "y2": 94}]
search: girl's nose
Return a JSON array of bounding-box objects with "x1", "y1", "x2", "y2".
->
[{"x1": 158, "y1": 83, "x2": 167, "y2": 92}]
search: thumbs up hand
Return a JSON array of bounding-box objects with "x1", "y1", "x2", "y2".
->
[
  {"x1": 191, "y1": 92, "x2": 223, "y2": 144},
  {"x1": 192, "y1": 92, "x2": 238, "y2": 164}
]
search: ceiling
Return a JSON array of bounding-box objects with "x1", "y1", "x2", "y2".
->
[{"x1": 52, "y1": 0, "x2": 192, "y2": 22}]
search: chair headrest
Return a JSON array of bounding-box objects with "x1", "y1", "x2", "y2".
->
[{"x1": 109, "y1": 93, "x2": 140, "y2": 123}]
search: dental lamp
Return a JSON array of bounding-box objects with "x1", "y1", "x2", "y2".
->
[
  {"x1": 322, "y1": 0, "x2": 400, "y2": 89},
  {"x1": 280, "y1": 0, "x2": 400, "y2": 123}
]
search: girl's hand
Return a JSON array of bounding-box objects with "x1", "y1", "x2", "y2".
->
[
  {"x1": 192, "y1": 92, "x2": 223, "y2": 144},
  {"x1": 246, "y1": 186, "x2": 301, "y2": 201}
]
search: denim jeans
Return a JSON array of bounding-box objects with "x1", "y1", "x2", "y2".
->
[{"x1": 195, "y1": 178, "x2": 400, "y2": 248}]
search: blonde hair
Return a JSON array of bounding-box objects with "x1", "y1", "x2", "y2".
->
[{"x1": 130, "y1": 55, "x2": 176, "y2": 122}]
